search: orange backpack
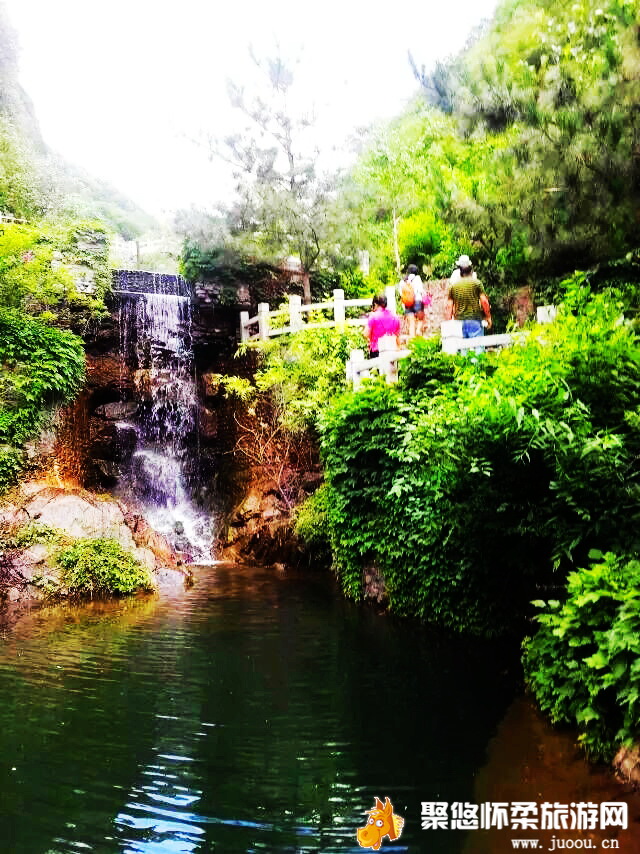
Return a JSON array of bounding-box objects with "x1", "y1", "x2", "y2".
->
[{"x1": 400, "y1": 279, "x2": 415, "y2": 307}]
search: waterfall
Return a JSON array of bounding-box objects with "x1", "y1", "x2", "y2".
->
[{"x1": 116, "y1": 290, "x2": 213, "y2": 563}]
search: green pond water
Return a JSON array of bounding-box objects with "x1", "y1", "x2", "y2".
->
[{"x1": 0, "y1": 564, "x2": 637, "y2": 853}]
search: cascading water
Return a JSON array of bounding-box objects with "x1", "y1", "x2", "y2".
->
[{"x1": 116, "y1": 285, "x2": 213, "y2": 563}]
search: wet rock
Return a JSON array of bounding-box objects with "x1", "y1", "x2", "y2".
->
[
  {"x1": 93, "y1": 401, "x2": 139, "y2": 420},
  {"x1": 201, "y1": 373, "x2": 222, "y2": 398},
  {"x1": 123, "y1": 512, "x2": 177, "y2": 568},
  {"x1": 86, "y1": 352, "x2": 132, "y2": 393},
  {"x1": 614, "y1": 746, "x2": 640, "y2": 786},
  {"x1": 199, "y1": 406, "x2": 218, "y2": 439},
  {"x1": 93, "y1": 459, "x2": 121, "y2": 485},
  {"x1": 113, "y1": 423, "x2": 138, "y2": 460},
  {"x1": 133, "y1": 369, "x2": 152, "y2": 399},
  {"x1": 300, "y1": 471, "x2": 323, "y2": 493},
  {"x1": 174, "y1": 536, "x2": 191, "y2": 553},
  {"x1": 231, "y1": 489, "x2": 263, "y2": 522}
]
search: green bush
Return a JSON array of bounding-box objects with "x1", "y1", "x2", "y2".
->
[
  {"x1": 12, "y1": 522, "x2": 60, "y2": 548},
  {"x1": 0, "y1": 445, "x2": 24, "y2": 493},
  {"x1": 398, "y1": 335, "x2": 458, "y2": 393},
  {"x1": 0, "y1": 307, "x2": 86, "y2": 492},
  {"x1": 294, "y1": 483, "x2": 328, "y2": 543},
  {"x1": 252, "y1": 326, "x2": 365, "y2": 432},
  {"x1": 57, "y1": 538, "x2": 154, "y2": 597},
  {"x1": 0, "y1": 221, "x2": 110, "y2": 322},
  {"x1": 523, "y1": 552, "x2": 640, "y2": 761},
  {"x1": 294, "y1": 482, "x2": 332, "y2": 562},
  {"x1": 317, "y1": 288, "x2": 640, "y2": 635},
  {"x1": 0, "y1": 308, "x2": 86, "y2": 446}
]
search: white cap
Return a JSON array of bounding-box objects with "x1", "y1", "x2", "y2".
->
[{"x1": 457, "y1": 255, "x2": 472, "y2": 268}]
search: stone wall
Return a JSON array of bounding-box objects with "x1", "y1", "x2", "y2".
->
[{"x1": 112, "y1": 269, "x2": 190, "y2": 297}]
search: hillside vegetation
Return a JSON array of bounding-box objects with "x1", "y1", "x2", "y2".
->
[{"x1": 206, "y1": 0, "x2": 640, "y2": 763}]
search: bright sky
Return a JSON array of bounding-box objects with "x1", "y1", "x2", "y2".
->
[{"x1": 3, "y1": 0, "x2": 498, "y2": 220}]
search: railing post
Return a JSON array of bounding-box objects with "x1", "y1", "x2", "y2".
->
[
  {"x1": 289, "y1": 293, "x2": 303, "y2": 332},
  {"x1": 385, "y1": 284, "x2": 397, "y2": 315},
  {"x1": 536, "y1": 305, "x2": 557, "y2": 324},
  {"x1": 333, "y1": 288, "x2": 345, "y2": 330},
  {"x1": 239, "y1": 310, "x2": 250, "y2": 342},
  {"x1": 440, "y1": 320, "x2": 463, "y2": 355},
  {"x1": 258, "y1": 302, "x2": 271, "y2": 340},
  {"x1": 349, "y1": 348, "x2": 367, "y2": 391},
  {"x1": 378, "y1": 334, "x2": 398, "y2": 383}
]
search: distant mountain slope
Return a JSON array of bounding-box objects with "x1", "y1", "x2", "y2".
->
[
  {"x1": 0, "y1": 2, "x2": 156, "y2": 237},
  {"x1": 0, "y1": 5, "x2": 45, "y2": 150}
]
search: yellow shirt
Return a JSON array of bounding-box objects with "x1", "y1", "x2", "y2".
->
[{"x1": 448, "y1": 277, "x2": 483, "y2": 320}]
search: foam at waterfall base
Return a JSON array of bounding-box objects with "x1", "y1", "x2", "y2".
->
[{"x1": 145, "y1": 503, "x2": 215, "y2": 566}]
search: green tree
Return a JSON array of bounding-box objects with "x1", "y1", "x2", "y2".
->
[
  {"x1": 209, "y1": 53, "x2": 340, "y2": 302},
  {"x1": 415, "y1": 0, "x2": 640, "y2": 279}
]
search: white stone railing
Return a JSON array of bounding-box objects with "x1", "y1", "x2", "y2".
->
[
  {"x1": 239, "y1": 285, "x2": 398, "y2": 342},
  {"x1": 439, "y1": 304, "x2": 555, "y2": 354},
  {"x1": 0, "y1": 211, "x2": 28, "y2": 225},
  {"x1": 346, "y1": 336, "x2": 411, "y2": 390},
  {"x1": 440, "y1": 320, "x2": 515, "y2": 354}
]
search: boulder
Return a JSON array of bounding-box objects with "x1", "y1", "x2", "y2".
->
[
  {"x1": 122, "y1": 512, "x2": 177, "y2": 568},
  {"x1": 21, "y1": 487, "x2": 137, "y2": 551},
  {"x1": 92, "y1": 459, "x2": 121, "y2": 484},
  {"x1": 613, "y1": 745, "x2": 640, "y2": 786}
]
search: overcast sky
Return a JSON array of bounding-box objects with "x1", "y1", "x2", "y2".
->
[{"x1": 3, "y1": 0, "x2": 498, "y2": 220}]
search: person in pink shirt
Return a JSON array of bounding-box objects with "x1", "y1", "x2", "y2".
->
[{"x1": 366, "y1": 294, "x2": 401, "y2": 357}]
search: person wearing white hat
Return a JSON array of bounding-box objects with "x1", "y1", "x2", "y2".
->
[
  {"x1": 445, "y1": 256, "x2": 492, "y2": 339},
  {"x1": 449, "y1": 254, "x2": 478, "y2": 284}
]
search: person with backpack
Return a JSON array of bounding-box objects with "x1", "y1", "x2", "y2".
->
[{"x1": 398, "y1": 264, "x2": 429, "y2": 339}]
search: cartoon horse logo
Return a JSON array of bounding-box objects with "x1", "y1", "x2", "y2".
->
[{"x1": 356, "y1": 796, "x2": 405, "y2": 850}]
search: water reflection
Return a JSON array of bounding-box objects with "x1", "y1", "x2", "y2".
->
[{"x1": 0, "y1": 565, "x2": 635, "y2": 853}]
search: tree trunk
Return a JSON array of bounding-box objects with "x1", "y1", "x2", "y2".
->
[
  {"x1": 302, "y1": 270, "x2": 312, "y2": 304},
  {"x1": 392, "y1": 207, "x2": 401, "y2": 273}
]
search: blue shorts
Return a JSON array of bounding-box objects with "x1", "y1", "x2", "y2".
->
[
  {"x1": 462, "y1": 319, "x2": 484, "y2": 338},
  {"x1": 404, "y1": 300, "x2": 423, "y2": 315}
]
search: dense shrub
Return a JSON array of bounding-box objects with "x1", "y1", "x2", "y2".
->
[
  {"x1": 523, "y1": 553, "x2": 640, "y2": 760},
  {"x1": 317, "y1": 288, "x2": 640, "y2": 635},
  {"x1": 0, "y1": 221, "x2": 111, "y2": 324},
  {"x1": 0, "y1": 219, "x2": 110, "y2": 492},
  {"x1": 0, "y1": 308, "x2": 86, "y2": 449},
  {"x1": 293, "y1": 482, "x2": 332, "y2": 563},
  {"x1": 398, "y1": 335, "x2": 458, "y2": 393},
  {"x1": 0, "y1": 446, "x2": 23, "y2": 491},
  {"x1": 57, "y1": 538, "x2": 154, "y2": 597}
]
